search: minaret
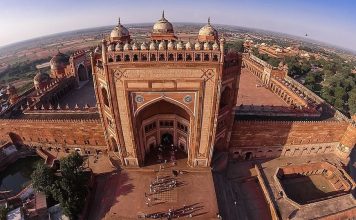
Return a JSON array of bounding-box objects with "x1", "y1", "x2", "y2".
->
[{"x1": 101, "y1": 38, "x2": 107, "y2": 64}]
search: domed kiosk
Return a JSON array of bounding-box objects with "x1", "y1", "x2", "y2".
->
[
  {"x1": 50, "y1": 50, "x2": 70, "y2": 78},
  {"x1": 151, "y1": 11, "x2": 177, "y2": 42},
  {"x1": 110, "y1": 18, "x2": 131, "y2": 43},
  {"x1": 34, "y1": 71, "x2": 51, "y2": 90},
  {"x1": 198, "y1": 18, "x2": 218, "y2": 43}
]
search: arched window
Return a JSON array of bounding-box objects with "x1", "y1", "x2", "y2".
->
[
  {"x1": 204, "y1": 54, "x2": 210, "y2": 61},
  {"x1": 186, "y1": 54, "x2": 192, "y2": 61},
  {"x1": 168, "y1": 53, "x2": 174, "y2": 61},
  {"x1": 159, "y1": 54, "x2": 165, "y2": 61},
  {"x1": 151, "y1": 54, "x2": 156, "y2": 61},
  {"x1": 141, "y1": 54, "x2": 147, "y2": 61},
  {"x1": 177, "y1": 54, "x2": 183, "y2": 61},
  {"x1": 124, "y1": 54, "x2": 130, "y2": 61},
  {"x1": 101, "y1": 87, "x2": 109, "y2": 107},
  {"x1": 195, "y1": 54, "x2": 201, "y2": 61},
  {"x1": 115, "y1": 55, "x2": 121, "y2": 62},
  {"x1": 133, "y1": 54, "x2": 138, "y2": 61}
]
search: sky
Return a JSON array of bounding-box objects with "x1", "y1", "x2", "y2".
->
[{"x1": 0, "y1": 0, "x2": 355, "y2": 50}]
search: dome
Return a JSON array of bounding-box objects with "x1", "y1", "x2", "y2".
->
[
  {"x1": 167, "y1": 41, "x2": 175, "y2": 50},
  {"x1": 212, "y1": 41, "x2": 219, "y2": 50},
  {"x1": 132, "y1": 42, "x2": 139, "y2": 50},
  {"x1": 149, "y1": 41, "x2": 157, "y2": 50},
  {"x1": 107, "y1": 44, "x2": 115, "y2": 51},
  {"x1": 185, "y1": 41, "x2": 192, "y2": 50},
  {"x1": 204, "y1": 42, "x2": 211, "y2": 50},
  {"x1": 50, "y1": 51, "x2": 70, "y2": 69},
  {"x1": 158, "y1": 41, "x2": 166, "y2": 50},
  {"x1": 141, "y1": 42, "x2": 148, "y2": 50},
  {"x1": 123, "y1": 42, "x2": 131, "y2": 51},
  {"x1": 34, "y1": 71, "x2": 50, "y2": 84},
  {"x1": 152, "y1": 11, "x2": 174, "y2": 34},
  {"x1": 195, "y1": 42, "x2": 202, "y2": 50},
  {"x1": 115, "y1": 43, "x2": 123, "y2": 51},
  {"x1": 176, "y1": 41, "x2": 183, "y2": 50},
  {"x1": 110, "y1": 18, "x2": 130, "y2": 39},
  {"x1": 198, "y1": 18, "x2": 218, "y2": 42}
]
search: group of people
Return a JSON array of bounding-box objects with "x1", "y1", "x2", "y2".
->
[
  {"x1": 148, "y1": 176, "x2": 177, "y2": 195},
  {"x1": 143, "y1": 205, "x2": 196, "y2": 219},
  {"x1": 156, "y1": 144, "x2": 178, "y2": 163}
]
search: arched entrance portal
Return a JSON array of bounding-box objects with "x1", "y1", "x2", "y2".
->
[
  {"x1": 161, "y1": 133, "x2": 173, "y2": 146},
  {"x1": 135, "y1": 99, "x2": 192, "y2": 166},
  {"x1": 77, "y1": 64, "x2": 88, "y2": 81}
]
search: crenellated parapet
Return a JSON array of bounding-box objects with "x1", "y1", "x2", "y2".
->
[
  {"x1": 22, "y1": 103, "x2": 97, "y2": 114},
  {"x1": 103, "y1": 40, "x2": 223, "y2": 64}
]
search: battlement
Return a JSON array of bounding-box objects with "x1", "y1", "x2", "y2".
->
[
  {"x1": 105, "y1": 49, "x2": 222, "y2": 64},
  {"x1": 22, "y1": 103, "x2": 97, "y2": 114},
  {"x1": 234, "y1": 119, "x2": 348, "y2": 125},
  {"x1": 0, "y1": 117, "x2": 101, "y2": 123},
  {"x1": 100, "y1": 40, "x2": 224, "y2": 64}
]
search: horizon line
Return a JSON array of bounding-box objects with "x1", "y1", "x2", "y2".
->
[{"x1": 0, "y1": 22, "x2": 355, "y2": 55}]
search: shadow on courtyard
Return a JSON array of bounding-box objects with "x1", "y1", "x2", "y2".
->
[
  {"x1": 280, "y1": 175, "x2": 347, "y2": 204},
  {"x1": 143, "y1": 202, "x2": 207, "y2": 219},
  {"x1": 87, "y1": 171, "x2": 134, "y2": 220}
]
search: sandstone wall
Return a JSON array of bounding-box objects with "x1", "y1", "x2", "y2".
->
[
  {"x1": 230, "y1": 120, "x2": 348, "y2": 148},
  {"x1": 0, "y1": 119, "x2": 107, "y2": 150},
  {"x1": 229, "y1": 120, "x2": 350, "y2": 159}
]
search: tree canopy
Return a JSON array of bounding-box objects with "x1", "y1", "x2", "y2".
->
[
  {"x1": 225, "y1": 40, "x2": 245, "y2": 53},
  {"x1": 31, "y1": 152, "x2": 88, "y2": 219}
]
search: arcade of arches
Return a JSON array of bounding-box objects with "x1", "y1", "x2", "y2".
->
[{"x1": 135, "y1": 100, "x2": 191, "y2": 165}]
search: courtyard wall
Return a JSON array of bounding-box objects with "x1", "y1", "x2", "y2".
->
[
  {"x1": 0, "y1": 119, "x2": 106, "y2": 151},
  {"x1": 229, "y1": 120, "x2": 349, "y2": 159}
]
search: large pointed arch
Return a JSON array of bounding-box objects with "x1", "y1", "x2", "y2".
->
[
  {"x1": 134, "y1": 99, "x2": 194, "y2": 166},
  {"x1": 134, "y1": 96, "x2": 194, "y2": 118}
]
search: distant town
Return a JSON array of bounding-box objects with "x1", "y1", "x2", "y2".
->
[{"x1": 1, "y1": 23, "x2": 355, "y2": 117}]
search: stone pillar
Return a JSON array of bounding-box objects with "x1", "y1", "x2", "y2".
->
[
  {"x1": 336, "y1": 116, "x2": 356, "y2": 160},
  {"x1": 101, "y1": 39, "x2": 107, "y2": 64}
]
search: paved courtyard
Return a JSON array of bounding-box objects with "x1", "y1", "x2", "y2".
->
[
  {"x1": 58, "y1": 81, "x2": 97, "y2": 108},
  {"x1": 87, "y1": 163, "x2": 218, "y2": 220},
  {"x1": 281, "y1": 174, "x2": 336, "y2": 204},
  {"x1": 237, "y1": 68, "x2": 288, "y2": 107}
]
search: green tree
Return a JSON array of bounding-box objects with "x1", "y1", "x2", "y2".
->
[
  {"x1": 31, "y1": 152, "x2": 88, "y2": 219},
  {"x1": 56, "y1": 152, "x2": 87, "y2": 219},
  {"x1": 31, "y1": 163, "x2": 56, "y2": 196},
  {"x1": 334, "y1": 86, "x2": 347, "y2": 109},
  {"x1": 226, "y1": 40, "x2": 244, "y2": 53},
  {"x1": 349, "y1": 88, "x2": 356, "y2": 115}
]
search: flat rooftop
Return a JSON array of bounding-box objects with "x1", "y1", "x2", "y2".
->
[{"x1": 237, "y1": 68, "x2": 288, "y2": 107}]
